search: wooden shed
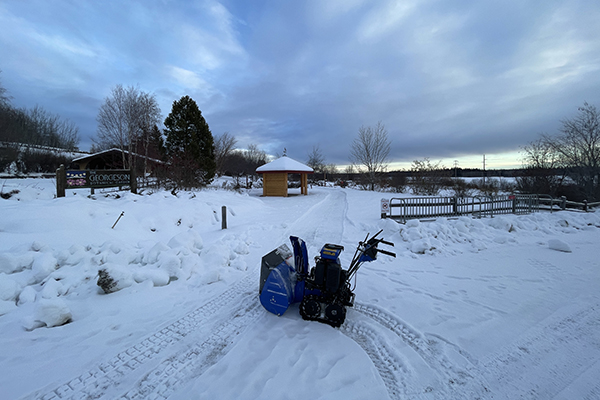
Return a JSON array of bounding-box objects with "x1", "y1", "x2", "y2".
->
[
  {"x1": 256, "y1": 156, "x2": 314, "y2": 197},
  {"x1": 70, "y1": 148, "x2": 163, "y2": 172}
]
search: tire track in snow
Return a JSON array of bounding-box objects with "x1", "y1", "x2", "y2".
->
[
  {"x1": 26, "y1": 274, "x2": 259, "y2": 400},
  {"x1": 527, "y1": 258, "x2": 563, "y2": 277},
  {"x1": 119, "y1": 300, "x2": 262, "y2": 400},
  {"x1": 283, "y1": 189, "x2": 347, "y2": 246},
  {"x1": 351, "y1": 302, "x2": 491, "y2": 400},
  {"x1": 340, "y1": 318, "x2": 411, "y2": 400},
  {"x1": 480, "y1": 301, "x2": 600, "y2": 399},
  {"x1": 554, "y1": 358, "x2": 600, "y2": 400}
]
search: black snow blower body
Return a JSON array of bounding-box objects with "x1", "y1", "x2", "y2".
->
[{"x1": 259, "y1": 230, "x2": 395, "y2": 327}]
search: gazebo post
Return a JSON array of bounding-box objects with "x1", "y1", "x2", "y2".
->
[{"x1": 301, "y1": 173, "x2": 307, "y2": 195}]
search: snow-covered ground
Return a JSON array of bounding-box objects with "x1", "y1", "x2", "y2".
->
[{"x1": 1, "y1": 178, "x2": 599, "y2": 400}]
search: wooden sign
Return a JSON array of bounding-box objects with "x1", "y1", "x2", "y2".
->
[{"x1": 57, "y1": 165, "x2": 136, "y2": 197}]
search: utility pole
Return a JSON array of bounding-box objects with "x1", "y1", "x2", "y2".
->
[
  {"x1": 482, "y1": 154, "x2": 486, "y2": 186},
  {"x1": 453, "y1": 160, "x2": 459, "y2": 178}
]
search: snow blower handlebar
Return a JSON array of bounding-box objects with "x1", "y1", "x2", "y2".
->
[{"x1": 347, "y1": 229, "x2": 395, "y2": 280}]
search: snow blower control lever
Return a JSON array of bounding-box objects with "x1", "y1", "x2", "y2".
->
[{"x1": 259, "y1": 230, "x2": 395, "y2": 327}]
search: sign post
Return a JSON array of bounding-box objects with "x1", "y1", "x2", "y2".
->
[{"x1": 380, "y1": 198, "x2": 390, "y2": 219}]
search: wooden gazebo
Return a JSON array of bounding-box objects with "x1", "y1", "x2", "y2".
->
[{"x1": 256, "y1": 156, "x2": 314, "y2": 197}]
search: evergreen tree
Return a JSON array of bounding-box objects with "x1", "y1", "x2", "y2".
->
[{"x1": 164, "y1": 95, "x2": 216, "y2": 187}]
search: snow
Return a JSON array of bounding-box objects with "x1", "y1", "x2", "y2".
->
[
  {"x1": 1, "y1": 178, "x2": 600, "y2": 399},
  {"x1": 548, "y1": 238, "x2": 573, "y2": 253},
  {"x1": 255, "y1": 156, "x2": 314, "y2": 173}
]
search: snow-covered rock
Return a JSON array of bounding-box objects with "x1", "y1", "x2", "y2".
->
[
  {"x1": 548, "y1": 238, "x2": 572, "y2": 253},
  {"x1": 17, "y1": 285, "x2": 37, "y2": 305},
  {"x1": 0, "y1": 299, "x2": 18, "y2": 316},
  {"x1": 32, "y1": 298, "x2": 72, "y2": 328},
  {"x1": 0, "y1": 273, "x2": 21, "y2": 301},
  {"x1": 133, "y1": 267, "x2": 171, "y2": 286}
]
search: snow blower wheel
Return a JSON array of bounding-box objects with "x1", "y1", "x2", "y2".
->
[
  {"x1": 300, "y1": 296, "x2": 321, "y2": 320},
  {"x1": 325, "y1": 303, "x2": 345, "y2": 327}
]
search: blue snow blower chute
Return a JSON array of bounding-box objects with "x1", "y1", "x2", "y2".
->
[{"x1": 259, "y1": 230, "x2": 395, "y2": 327}]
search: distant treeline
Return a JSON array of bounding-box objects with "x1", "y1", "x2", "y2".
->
[
  {"x1": 0, "y1": 102, "x2": 82, "y2": 174},
  {"x1": 0, "y1": 104, "x2": 79, "y2": 151},
  {"x1": 309, "y1": 168, "x2": 520, "y2": 182},
  {"x1": 0, "y1": 71, "x2": 81, "y2": 173}
]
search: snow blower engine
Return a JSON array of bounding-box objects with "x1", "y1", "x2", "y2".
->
[{"x1": 259, "y1": 230, "x2": 395, "y2": 327}]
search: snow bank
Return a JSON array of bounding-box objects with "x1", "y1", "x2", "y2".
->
[
  {"x1": 379, "y1": 212, "x2": 600, "y2": 257},
  {"x1": 0, "y1": 181, "x2": 262, "y2": 330}
]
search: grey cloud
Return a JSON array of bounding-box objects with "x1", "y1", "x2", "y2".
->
[{"x1": 1, "y1": 0, "x2": 599, "y2": 168}]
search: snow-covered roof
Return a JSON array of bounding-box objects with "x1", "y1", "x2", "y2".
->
[
  {"x1": 72, "y1": 148, "x2": 163, "y2": 164},
  {"x1": 256, "y1": 156, "x2": 314, "y2": 173}
]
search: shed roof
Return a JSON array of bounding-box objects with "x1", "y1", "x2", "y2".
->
[
  {"x1": 72, "y1": 148, "x2": 163, "y2": 164},
  {"x1": 256, "y1": 156, "x2": 314, "y2": 174}
]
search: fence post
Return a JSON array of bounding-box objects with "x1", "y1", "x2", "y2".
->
[
  {"x1": 221, "y1": 206, "x2": 227, "y2": 229},
  {"x1": 56, "y1": 164, "x2": 66, "y2": 198},
  {"x1": 130, "y1": 168, "x2": 137, "y2": 194},
  {"x1": 452, "y1": 197, "x2": 458, "y2": 215},
  {"x1": 512, "y1": 196, "x2": 516, "y2": 214},
  {"x1": 560, "y1": 196, "x2": 566, "y2": 210},
  {"x1": 583, "y1": 200, "x2": 588, "y2": 212}
]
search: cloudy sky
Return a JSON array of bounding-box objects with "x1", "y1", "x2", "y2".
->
[{"x1": 1, "y1": 0, "x2": 599, "y2": 169}]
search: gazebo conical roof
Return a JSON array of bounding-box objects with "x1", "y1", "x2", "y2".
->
[{"x1": 256, "y1": 156, "x2": 314, "y2": 174}]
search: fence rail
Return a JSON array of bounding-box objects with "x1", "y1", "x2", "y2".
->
[
  {"x1": 536, "y1": 196, "x2": 600, "y2": 213},
  {"x1": 383, "y1": 194, "x2": 599, "y2": 223}
]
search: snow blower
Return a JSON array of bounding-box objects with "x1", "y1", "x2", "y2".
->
[{"x1": 259, "y1": 230, "x2": 395, "y2": 327}]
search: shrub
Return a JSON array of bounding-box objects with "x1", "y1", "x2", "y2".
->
[{"x1": 97, "y1": 268, "x2": 118, "y2": 294}]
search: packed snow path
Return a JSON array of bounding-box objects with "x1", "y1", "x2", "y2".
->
[{"x1": 1, "y1": 180, "x2": 599, "y2": 399}]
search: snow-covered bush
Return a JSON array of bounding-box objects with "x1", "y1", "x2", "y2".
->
[{"x1": 97, "y1": 268, "x2": 117, "y2": 293}]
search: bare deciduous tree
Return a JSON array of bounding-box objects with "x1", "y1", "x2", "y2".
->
[
  {"x1": 349, "y1": 121, "x2": 391, "y2": 190},
  {"x1": 306, "y1": 145, "x2": 325, "y2": 172},
  {"x1": 137, "y1": 93, "x2": 162, "y2": 177},
  {"x1": 246, "y1": 143, "x2": 268, "y2": 167},
  {"x1": 95, "y1": 85, "x2": 127, "y2": 155},
  {"x1": 95, "y1": 85, "x2": 161, "y2": 168},
  {"x1": 517, "y1": 138, "x2": 565, "y2": 196},
  {"x1": 409, "y1": 158, "x2": 447, "y2": 196},
  {"x1": 28, "y1": 106, "x2": 80, "y2": 150},
  {"x1": 324, "y1": 163, "x2": 338, "y2": 175},
  {"x1": 0, "y1": 70, "x2": 10, "y2": 108},
  {"x1": 214, "y1": 132, "x2": 237, "y2": 176},
  {"x1": 541, "y1": 102, "x2": 600, "y2": 200},
  {"x1": 220, "y1": 144, "x2": 268, "y2": 189}
]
